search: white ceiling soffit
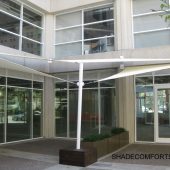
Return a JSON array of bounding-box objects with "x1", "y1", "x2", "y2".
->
[{"x1": 98, "y1": 64, "x2": 170, "y2": 82}]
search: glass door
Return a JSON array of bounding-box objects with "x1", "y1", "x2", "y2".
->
[{"x1": 155, "y1": 85, "x2": 170, "y2": 142}]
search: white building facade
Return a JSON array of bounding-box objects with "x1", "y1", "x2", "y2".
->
[{"x1": 0, "y1": 0, "x2": 170, "y2": 144}]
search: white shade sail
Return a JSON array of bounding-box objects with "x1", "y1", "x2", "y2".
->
[
  {"x1": 98, "y1": 64, "x2": 170, "y2": 82},
  {"x1": 59, "y1": 58, "x2": 170, "y2": 63}
]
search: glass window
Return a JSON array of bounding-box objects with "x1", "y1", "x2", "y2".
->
[
  {"x1": 101, "y1": 88, "x2": 116, "y2": 133},
  {"x1": 155, "y1": 76, "x2": 170, "y2": 84},
  {"x1": 55, "y1": 42, "x2": 82, "y2": 59},
  {"x1": 84, "y1": 6, "x2": 113, "y2": 23},
  {"x1": 134, "y1": 15, "x2": 168, "y2": 32},
  {"x1": 55, "y1": 27, "x2": 81, "y2": 44},
  {"x1": 0, "y1": 77, "x2": 5, "y2": 85},
  {"x1": 100, "y1": 79, "x2": 115, "y2": 87},
  {"x1": 136, "y1": 77, "x2": 153, "y2": 85},
  {"x1": 0, "y1": 11, "x2": 20, "y2": 34},
  {"x1": 134, "y1": 30, "x2": 170, "y2": 48},
  {"x1": 33, "y1": 81, "x2": 43, "y2": 89},
  {"x1": 56, "y1": 11, "x2": 82, "y2": 29},
  {"x1": 7, "y1": 78, "x2": 32, "y2": 88},
  {"x1": 23, "y1": 22, "x2": 42, "y2": 42},
  {"x1": 0, "y1": 0, "x2": 21, "y2": 17},
  {"x1": 55, "y1": 89, "x2": 67, "y2": 137},
  {"x1": 33, "y1": 90, "x2": 43, "y2": 138},
  {"x1": 55, "y1": 5, "x2": 114, "y2": 58},
  {"x1": 7, "y1": 87, "x2": 32, "y2": 142},
  {"x1": 84, "y1": 37, "x2": 114, "y2": 54},
  {"x1": 69, "y1": 90, "x2": 78, "y2": 138},
  {"x1": 81, "y1": 89, "x2": 99, "y2": 137},
  {"x1": 0, "y1": 30, "x2": 19, "y2": 50},
  {"x1": 55, "y1": 90, "x2": 67, "y2": 103},
  {"x1": 133, "y1": 0, "x2": 170, "y2": 48},
  {"x1": 69, "y1": 83, "x2": 77, "y2": 89},
  {"x1": 157, "y1": 89, "x2": 170, "y2": 138},
  {"x1": 133, "y1": 0, "x2": 161, "y2": 15},
  {"x1": 22, "y1": 38, "x2": 41, "y2": 56},
  {"x1": 136, "y1": 85, "x2": 154, "y2": 141},
  {"x1": 55, "y1": 76, "x2": 117, "y2": 138},
  {"x1": 0, "y1": 86, "x2": 5, "y2": 143},
  {"x1": 83, "y1": 81, "x2": 98, "y2": 88},
  {"x1": 55, "y1": 82, "x2": 67, "y2": 90},
  {"x1": 84, "y1": 21, "x2": 114, "y2": 39},
  {"x1": 23, "y1": 7, "x2": 42, "y2": 27}
]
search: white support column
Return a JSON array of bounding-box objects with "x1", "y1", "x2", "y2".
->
[
  {"x1": 98, "y1": 81, "x2": 101, "y2": 134},
  {"x1": 76, "y1": 63, "x2": 84, "y2": 150}
]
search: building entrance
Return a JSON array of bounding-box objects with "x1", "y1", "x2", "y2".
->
[{"x1": 155, "y1": 85, "x2": 170, "y2": 143}]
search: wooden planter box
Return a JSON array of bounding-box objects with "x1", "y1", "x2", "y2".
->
[
  {"x1": 107, "y1": 134, "x2": 120, "y2": 154},
  {"x1": 119, "y1": 131, "x2": 129, "y2": 147},
  {"x1": 81, "y1": 138, "x2": 108, "y2": 158},
  {"x1": 59, "y1": 148, "x2": 97, "y2": 167},
  {"x1": 82, "y1": 131, "x2": 129, "y2": 158}
]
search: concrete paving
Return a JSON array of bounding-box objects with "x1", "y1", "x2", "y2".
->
[
  {"x1": 0, "y1": 138, "x2": 76, "y2": 156},
  {"x1": 100, "y1": 143, "x2": 170, "y2": 166},
  {"x1": 0, "y1": 155, "x2": 56, "y2": 170},
  {"x1": 0, "y1": 139, "x2": 170, "y2": 170},
  {"x1": 0, "y1": 148, "x2": 58, "y2": 163}
]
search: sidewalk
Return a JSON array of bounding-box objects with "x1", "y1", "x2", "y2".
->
[{"x1": 0, "y1": 139, "x2": 170, "y2": 170}]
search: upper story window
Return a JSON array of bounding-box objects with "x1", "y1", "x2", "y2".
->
[
  {"x1": 55, "y1": 4, "x2": 114, "y2": 59},
  {"x1": 0, "y1": 0, "x2": 43, "y2": 56},
  {"x1": 133, "y1": 0, "x2": 170, "y2": 48}
]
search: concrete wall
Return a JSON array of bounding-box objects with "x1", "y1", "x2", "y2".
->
[
  {"x1": 43, "y1": 14, "x2": 55, "y2": 60},
  {"x1": 116, "y1": 77, "x2": 135, "y2": 143},
  {"x1": 115, "y1": 0, "x2": 135, "y2": 143},
  {"x1": 21, "y1": 0, "x2": 51, "y2": 12},
  {"x1": 21, "y1": 0, "x2": 113, "y2": 13},
  {"x1": 114, "y1": 0, "x2": 133, "y2": 50},
  {"x1": 43, "y1": 77, "x2": 55, "y2": 138},
  {"x1": 50, "y1": 0, "x2": 113, "y2": 13}
]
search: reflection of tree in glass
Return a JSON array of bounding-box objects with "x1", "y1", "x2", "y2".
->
[{"x1": 152, "y1": 0, "x2": 170, "y2": 22}]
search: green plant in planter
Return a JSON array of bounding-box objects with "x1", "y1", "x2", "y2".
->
[
  {"x1": 111, "y1": 127, "x2": 126, "y2": 135},
  {"x1": 83, "y1": 133, "x2": 111, "y2": 142}
]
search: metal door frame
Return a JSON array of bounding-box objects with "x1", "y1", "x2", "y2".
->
[{"x1": 154, "y1": 84, "x2": 170, "y2": 143}]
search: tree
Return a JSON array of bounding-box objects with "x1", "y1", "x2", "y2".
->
[
  {"x1": 152, "y1": 0, "x2": 170, "y2": 22},
  {"x1": 160, "y1": 0, "x2": 170, "y2": 21}
]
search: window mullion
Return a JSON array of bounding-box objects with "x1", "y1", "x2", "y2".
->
[
  {"x1": 82, "y1": 10, "x2": 84, "y2": 55},
  {"x1": 19, "y1": 3, "x2": 24, "y2": 51}
]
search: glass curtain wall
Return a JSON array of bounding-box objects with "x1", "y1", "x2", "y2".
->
[
  {"x1": 33, "y1": 83, "x2": 43, "y2": 138},
  {"x1": 135, "y1": 75, "x2": 170, "y2": 142},
  {"x1": 133, "y1": 0, "x2": 170, "y2": 48},
  {"x1": 55, "y1": 4, "x2": 114, "y2": 59},
  {"x1": 0, "y1": 85, "x2": 5, "y2": 143},
  {"x1": 0, "y1": 0, "x2": 43, "y2": 55},
  {"x1": 7, "y1": 87, "x2": 32, "y2": 141},
  {"x1": 100, "y1": 81, "x2": 116, "y2": 133},
  {"x1": 55, "y1": 82, "x2": 68, "y2": 137},
  {"x1": 0, "y1": 77, "x2": 43, "y2": 143},
  {"x1": 136, "y1": 76, "x2": 154, "y2": 141},
  {"x1": 55, "y1": 80, "x2": 116, "y2": 138}
]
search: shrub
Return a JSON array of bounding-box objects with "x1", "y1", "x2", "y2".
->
[
  {"x1": 111, "y1": 127, "x2": 126, "y2": 135},
  {"x1": 83, "y1": 133, "x2": 111, "y2": 142}
]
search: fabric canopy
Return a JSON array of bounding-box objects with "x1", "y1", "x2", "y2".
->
[{"x1": 98, "y1": 64, "x2": 170, "y2": 82}]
